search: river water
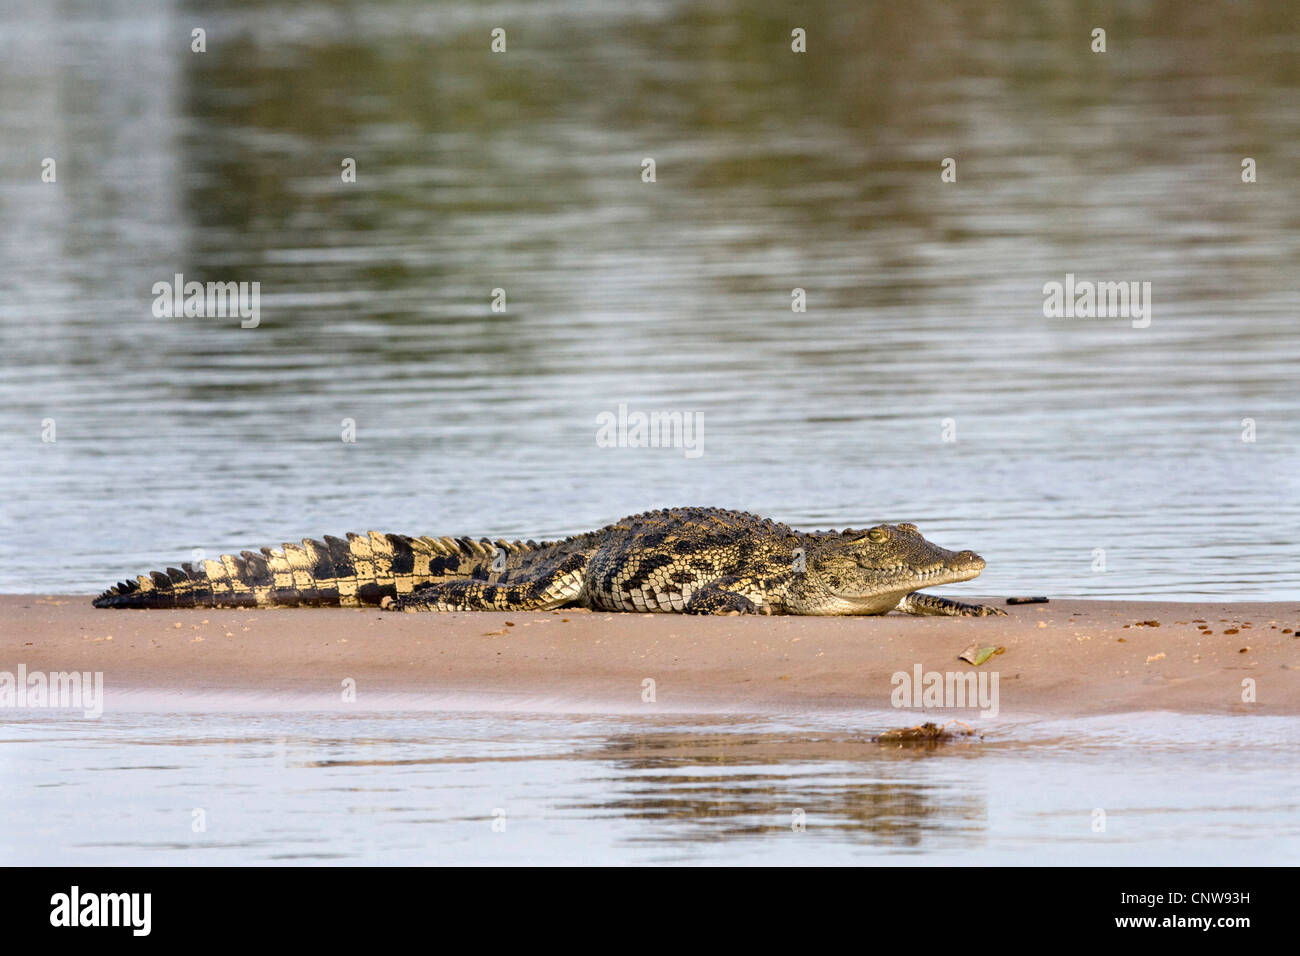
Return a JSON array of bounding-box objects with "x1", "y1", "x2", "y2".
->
[
  {"x1": 4, "y1": 706, "x2": 1298, "y2": 865},
  {"x1": 1, "y1": 0, "x2": 1297, "y2": 599}
]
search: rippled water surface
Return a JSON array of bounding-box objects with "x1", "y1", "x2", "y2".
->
[
  {"x1": 0, "y1": 0, "x2": 1297, "y2": 598},
  {"x1": 3, "y1": 709, "x2": 1298, "y2": 865}
]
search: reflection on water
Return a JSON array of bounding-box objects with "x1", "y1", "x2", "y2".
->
[
  {"x1": 2, "y1": 710, "x2": 1297, "y2": 864},
  {"x1": 570, "y1": 730, "x2": 986, "y2": 847}
]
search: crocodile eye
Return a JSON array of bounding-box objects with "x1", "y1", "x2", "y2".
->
[
  {"x1": 897, "y1": 522, "x2": 919, "y2": 534},
  {"x1": 867, "y1": 527, "x2": 888, "y2": 543}
]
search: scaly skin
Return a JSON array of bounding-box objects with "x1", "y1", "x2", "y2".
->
[{"x1": 92, "y1": 507, "x2": 1006, "y2": 617}]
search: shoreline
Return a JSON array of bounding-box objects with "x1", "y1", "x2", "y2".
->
[{"x1": 2, "y1": 595, "x2": 1297, "y2": 718}]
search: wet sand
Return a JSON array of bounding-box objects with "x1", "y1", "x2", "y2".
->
[{"x1": 2, "y1": 595, "x2": 1297, "y2": 716}]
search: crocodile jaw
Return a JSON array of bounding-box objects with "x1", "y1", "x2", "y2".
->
[
  {"x1": 825, "y1": 558, "x2": 986, "y2": 613},
  {"x1": 789, "y1": 533, "x2": 989, "y2": 615}
]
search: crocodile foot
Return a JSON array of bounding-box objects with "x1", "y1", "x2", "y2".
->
[{"x1": 895, "y1": 592, "x2": 1008, "y2": 617}]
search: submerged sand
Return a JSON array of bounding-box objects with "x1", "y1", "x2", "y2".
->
[{"x1": 2, "y1": 595, "x2": 1297, "y2": 716}]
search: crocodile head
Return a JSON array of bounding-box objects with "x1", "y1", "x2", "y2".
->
[{"x1": 787, "y1": 523, "x2": 988, "y2": 614}]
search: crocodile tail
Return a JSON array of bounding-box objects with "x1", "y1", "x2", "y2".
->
[{"x1": 92, "y1": 532, "x2": 536, "y2": 609}]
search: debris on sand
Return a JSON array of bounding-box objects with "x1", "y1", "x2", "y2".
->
[
  {"x1": 959, "y1": 643, "x2": 1005, "y2": 666},
  {"x1": 873, "y1": 721, "x2": 981, "y2": 746}
]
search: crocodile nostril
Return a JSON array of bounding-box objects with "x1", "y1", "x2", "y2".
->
[{"x1": 957, "y1": 550, "x2": 981, "y2": 563}]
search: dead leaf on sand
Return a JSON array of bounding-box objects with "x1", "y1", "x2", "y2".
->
[{"x1": 959, "y1": 644, "x2": 1005, "y2": 666}]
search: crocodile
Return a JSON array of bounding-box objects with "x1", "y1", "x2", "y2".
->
[{"x1": 92, "y1": 507, "x2": 1006, "y2": 617}]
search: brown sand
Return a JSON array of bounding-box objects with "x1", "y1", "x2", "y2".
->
[{"x1": 2, "y1": 595, "x2": 1297, "y2": 716}]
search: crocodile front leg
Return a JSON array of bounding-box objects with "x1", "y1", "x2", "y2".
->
[
  {"x1": 895, "y1": 591, "x2": 1007, "y2": 617},
  {"x1": 684, "y1": 580, "x2": 762, "y2": 615},
  {"x1": 382, "y1": 553, "x2": 588, "y2": 612}
]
